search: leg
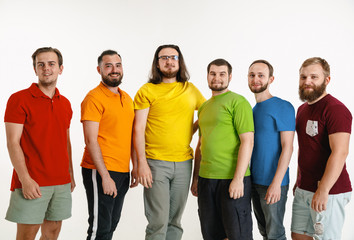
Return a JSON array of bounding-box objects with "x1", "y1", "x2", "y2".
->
[
  {"x1": 39, "y1": 220, "x2": 62, "y2": 240},
  {"x1": 82, "y1": 168, "x2": 117, "y2": 240},
  {"x1": 16, "y1": 223, "x2": 40, "y2": 240},
  {"x1": 198, "y1": 177, "x2": 226, "y2": 240},
  {"x1": 144, "y1": 159, "x2": 172, "y2": 240},
  {"x1": 166, "y1": 160, "x2": 192, "y2": 240},
  {"x1": 221, "y1": 177, "x2": 253, "y2": 240},
  {"x1": 109, "y1": 172, "x2": 130, "y2": 238},
  {"x1": 254, "y1": 184, "x2": 288, "y2": 240},
  {"x1": 251, "y1": 184, "x2": 267, "y2": 238},
  {"x1": 291, "y1": 232, "x2": 313, "y2": 240}
]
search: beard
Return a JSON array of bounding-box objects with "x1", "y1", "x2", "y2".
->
[
  {"x1": 249, "y1": 82, "x2": 268, "y2": 93},
  {"x1": 102, "y1": 73, "x2": 123, "y2": 87},
  {"x1": 161, "y1": 69, "x2": 178, "y2": 79},
  {"x1": 209, "y1": 83, "x2": 229, "y2": 92},
  {"x1": 299, "y1": 80, "x2": 326, "y2": 102}
]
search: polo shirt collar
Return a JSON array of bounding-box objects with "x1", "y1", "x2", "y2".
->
[
  {"x1": 29, "y1": 83, "x2": 60, "y2": 99},
  {"x1": 99, "y1": 82, "x2": 125, "y2": 99}
]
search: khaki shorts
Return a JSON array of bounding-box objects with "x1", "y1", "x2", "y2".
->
[{"x1": 6, "y1": 183, "x2": 72, "y2": 224}]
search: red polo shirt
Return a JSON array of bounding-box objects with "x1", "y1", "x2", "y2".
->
[{"x1": 4, "y1": 83, "x2": 73, "y2": 191}]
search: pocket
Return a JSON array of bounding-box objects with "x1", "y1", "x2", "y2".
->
[
  {"x1": 235, "y1": 202, "x2": 252, "y2": 239},
  {"x1": 306, "y1": 120, "x2": 318, "y2": 137}
]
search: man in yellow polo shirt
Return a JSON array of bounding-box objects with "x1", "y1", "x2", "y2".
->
[
  {"x1": 134, "y1": 44, "x2": 205, "y2": 240},
  {"x1": 81, "y1": 50, "x2": 137, "y2": 240}
]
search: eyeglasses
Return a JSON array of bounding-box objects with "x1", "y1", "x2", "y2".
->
[{"x1": 158, "y1": 55, "x2": 179, "y2": 61}]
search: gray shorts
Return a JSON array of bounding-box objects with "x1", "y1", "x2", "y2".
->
[
  {"x1": 291, "y1": 187, "x2": 351, "y2": 240},
  {"x1": 6, "y1": 183, "x2": 72, "y2": 224}
]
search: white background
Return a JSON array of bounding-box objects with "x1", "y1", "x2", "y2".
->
[{"x1": 0, "y1": 0, "x2": 353, "y2": 239}]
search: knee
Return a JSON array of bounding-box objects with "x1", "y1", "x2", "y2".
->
[{"x1": 41, "y1": 221, "x2": 62, "y2": 240}]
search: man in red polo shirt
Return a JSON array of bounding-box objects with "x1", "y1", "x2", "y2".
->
[{"x1": 4, "y1": 47, "x2": 75, "y2": 240}]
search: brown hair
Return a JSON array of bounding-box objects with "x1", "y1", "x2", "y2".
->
[
  {"x1": 98, "y1": 50, "x2": 121, "y2": 66},
  {"x1": 300, "y1": 57, "x2": 330, "y2": 78},
  {"x1": 148, "y1": 44, "x2": 189, "y2": 84},
  {"x1": 249, "y1": 59, "x2": 274, "y2": 77},
  {"x1": 32, "y1": 47, "x2": 63, "y2": 67},
  {"x1": 207, "y1": 58, "x2": 232, "y2": 75}
]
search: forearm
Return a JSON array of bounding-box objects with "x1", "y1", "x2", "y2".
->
[
  {"x1": 192, "y1": 140, "x2": 201, "y2": 181},
  {"x1": 233, "y1": 135, "x2": 253, "y2": 181},
  {"x1": 86, "y1": 140, "x2": 110, "y2": 178},
  {"x1": 271, "y1": 146, "x2": 293, "y2": 186},
  {"x1": 7, "y1": 142, "x2": 31, "y2": 182},
  {"x1": 133, "y1": 129, "x2": 147, "y2": 165}
]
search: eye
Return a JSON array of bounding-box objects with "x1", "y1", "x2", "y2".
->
[
  {"x1": 249, "y1": 74, "x2": 255, "y2": 78},
  {"x1": 311, "y1": 76, "x2": 318, "y2": 79},
  {"x1": 258, "y1": 74, "x2": 264, "y2": 78}
]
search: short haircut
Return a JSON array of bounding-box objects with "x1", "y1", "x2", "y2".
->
[
  {"x1": 207, "y1": 58, "x2": 232, "y2": 75},
  {"x1": 148, "y1": 44, "x2": 190, "y2": 84},
  {"x1": 98, "y1": 50, "x2": 121, "y2": 66},
  {"x1": 300, "y1": 57, "x2": 330, "y2": 78},
  {"x1": 32, "y1": 47, "x2": 63, "y2": 67},
  {"x1": 249, "y1": 60, "x2": 274, "y2": 77}
]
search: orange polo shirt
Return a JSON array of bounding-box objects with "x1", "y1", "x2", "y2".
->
[
  {"x1": 80, "y1": 82, "x2": 134, "y2": 172},
  {"x1": 4, "y1": 83, "x2": 72, "y2": 191}
]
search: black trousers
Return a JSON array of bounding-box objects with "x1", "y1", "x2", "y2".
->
[{"x1": 82, "y1": 167, "x2": 129, "y2": 240}]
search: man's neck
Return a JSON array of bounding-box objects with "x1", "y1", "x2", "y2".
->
[
  {"x1": 255, "y1": 90, "x2": 272, "y2": 103},
  {"x1": 212, "y1": 88, "x2": 229, "y2": 97},
  {"x1": 102, "y1": 81, "x2": 120, "y2": 95},
  {"x1": 307, "y1": 92, "x2": 328, "y2": 105},
  {"x1": 162, "y1": 77, "x2": 177, "y2": 83},
  {"x1": 38, "y1": 82, "x2": 57, "y2": 98}
]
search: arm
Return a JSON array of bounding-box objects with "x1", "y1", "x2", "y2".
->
[
  {"x1": 67, "y1": 128, "x2": 76, "y2": 192},
  {"x1": 192, "y1": 120, "x2": 199, "y2": 134},
  {"x1": 191, "y1": 137, "x2": 201, "y2": 197},
  {"x1": 83, "y1": 120, "x2": 117, "y2": 198},
  {"x1": 130, "y1": 134, "x2": 138, "y2": 188},
  {"x1": 311, "y1": 132, "x2": 350, "y2": 212},
  {"x1": 133, "y1": 108, "x2": 153, "y2": 188},
  {"x1": 5, "y1": 122, "x2": 41, "y2": 199},
  {"x1": 265, "y1": 131, "x2": 294, "y2": 204},
  {"x1": 229, "y1": 131, "x2": 254, "y2": 199}
]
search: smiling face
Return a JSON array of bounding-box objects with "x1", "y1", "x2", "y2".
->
[
  {"x1": 248, "y1": 62, "x2": 273, "y2": 94},
  {"x1": 299, "y1": 63, "x2": 329, "y2": 103},
  {"x1": 34, "y1": 52, "x2": 63, "y2": 87},
  {"x1": 97, "y1": 54, "x2": 123, "y2": 87},
  {"x1": 207, "y1": 64, "x2": 231, "y2": 94},
  {"x1": 157, "y1": 47, "x2": 179, "y2": 79}
]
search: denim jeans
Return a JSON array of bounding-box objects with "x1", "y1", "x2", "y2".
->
[
  {"x1": 144, "y1": 159, "x2": 192, "y2": 240},
  {"x1": 251, "y1": 184, "x2": 289, "y2": 240}
]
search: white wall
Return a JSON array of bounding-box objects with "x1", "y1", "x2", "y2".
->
[{"x1": 0, "y1": 0, "x2": 353, "y2": 239}]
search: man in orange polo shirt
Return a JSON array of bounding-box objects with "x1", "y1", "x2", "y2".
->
[
  {"x1": 4, "y1": 47, "x2": 75, "y2": 240},
  {"x1": 81, "y1": 50, "x2": 138, "y2": 240}
]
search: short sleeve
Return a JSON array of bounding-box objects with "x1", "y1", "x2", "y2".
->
[
  {"x1": 134, "y1": 85, "x2": 152, "y2": 110},
  {"x1": 233, "y1": 98, "x2": 254, "y2": 134},
  {"x1": 81, "y1": 95, "x2": 103, "y2": 122},
  {"x1": 276, "y1": 101, "x2": 296, "y2": 132},
  {"x1": 326, "y1": 104, "x2": 352, "y2": 134},
  {"x1": 4, "y1": 93, "x2": 26, "y2": 124},
  {"x1": 190, "y1": 83, "x2": 206, "y2": 110}
]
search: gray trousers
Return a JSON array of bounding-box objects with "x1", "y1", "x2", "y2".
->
[{"x1": 144, "y1": 159, "x2": 192, "y2": 240}]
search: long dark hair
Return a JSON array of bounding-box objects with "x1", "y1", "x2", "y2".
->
[{"x1": 148, "y1": 44, "x2": 190, "y2": 84}]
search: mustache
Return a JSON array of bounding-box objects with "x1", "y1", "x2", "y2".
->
[{"x1": 108, "y1": 72, "x2": 121, "y2": 76}]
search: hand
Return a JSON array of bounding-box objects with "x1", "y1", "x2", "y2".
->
[
  {"x1": 21, "y1": 177, "x2": 41, "y2": 199},
  {"x1": 265, "y1": 183, "x2": 281, "y2": 204},
  {"x1": 292, "y1": 183, "x2": 297, "y2": 196},
  {"x1": 229, "y1": 178, "x2": 244, "y2": 199},
  {"x1": 130, "y1": 167, "x2": 138, "y2": 188},
  {"x1": 70, "y1": 177, "x2": 76, "y2": 192},
  {"x1": 190, "y1": 178, "x2": 198, "y2": 197},
  {"x1": 311, "y1": 189, "x2": 328, "y2": 212},
  {"x1": 102, "y1": 176, "x2": 117, "y2": 198},
  {"x1": 138, "y1": 161, "x2": 153, "y2": 188}
]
